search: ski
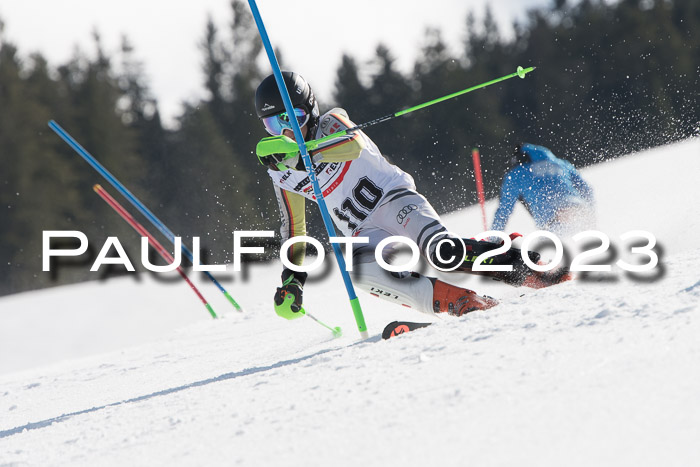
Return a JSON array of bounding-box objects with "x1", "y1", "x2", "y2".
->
[{"x1": 382, "y1": 321, "x2": 433, "y2": 339}]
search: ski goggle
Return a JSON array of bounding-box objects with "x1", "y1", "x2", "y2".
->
[
  {"x1": 510, "y1": 143, "x2": 530, "y2": 166},
  {"x1": 261, "y1": 108, "x2": 310, "y2": 136}
]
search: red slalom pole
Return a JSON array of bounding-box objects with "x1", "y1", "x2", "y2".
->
[
  {"x1": 471, "y1": 148, "x2": 488, "y2": 232},
  {"x1": 93, "y1": 184, "x2": 217, "y2": 319}
]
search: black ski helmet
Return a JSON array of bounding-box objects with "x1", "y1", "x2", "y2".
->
[
  {"x1": 509, "y1": 143, "x2": 531, "y2": 168},
  {"x1": 255, "y1": 71, "x2": 320, "y2": 140}
]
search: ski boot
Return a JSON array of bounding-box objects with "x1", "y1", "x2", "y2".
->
[{"x1": 431, "y1": 279, "x2": 498, "y2": 316}]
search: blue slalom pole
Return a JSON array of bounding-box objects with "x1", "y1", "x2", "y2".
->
[
  {"x1": 48, "y1": 120, "x2": 242, "y2": 311},
  {"x1": 247, "y1": 0, "x2": 368, "y2": 339}
]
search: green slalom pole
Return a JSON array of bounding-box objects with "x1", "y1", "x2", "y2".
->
[
  {"x1": 394, "y1": 66, "x2": 534, "y2": 118},
  {"x1": 256, "y1": 66, "x2": 536, "y2": 159},
  {"x1": 275, "y1": 295, "x2": 342, "y2": 337},
  {"x1": 304, "y1": 309, "x2": 343, "y2": 338},
  {"x1": 320, "y1": 65, "x2": 535, "y2": 145},
  {"x1": 351, "y1": 65, "x2": 536, "y2": 134}
]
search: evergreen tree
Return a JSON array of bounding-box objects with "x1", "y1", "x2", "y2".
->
[{"x1": 332, "y1": 54, "x2": 366, "y2": 113}]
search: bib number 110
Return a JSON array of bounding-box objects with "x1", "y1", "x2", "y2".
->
[{"x1": 333, "y1": 177, "x2": 383, "y2": 231}]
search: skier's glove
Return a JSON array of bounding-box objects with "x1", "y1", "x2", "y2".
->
[
  {"x1": 257, "y1": 135, "x2": 298, "y2": 157},
  {"x1": 273, "y1": 268, "x2": 308, "y2": 320},
  {"x1": 256, "y1": 135, "x2": 300, "y2": 171}
]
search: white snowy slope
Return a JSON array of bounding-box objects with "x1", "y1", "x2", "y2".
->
[{"x1": 1, "y1": 138, "x2": 699, "y2": 466}]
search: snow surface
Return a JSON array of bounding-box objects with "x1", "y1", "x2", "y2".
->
[{"x1": 1, "y1": 138, "x2": 699, "y2": 466}]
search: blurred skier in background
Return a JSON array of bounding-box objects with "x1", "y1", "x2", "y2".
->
[
  {"x1": 253, "y1": 73, "x2": 570, "y2": 321},
  {"x1": 491, "y1": 143, "x2": 595, "y2": 237}
]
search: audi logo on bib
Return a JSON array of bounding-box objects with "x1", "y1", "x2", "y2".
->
[{"x1": 396, "y1": 204, "x2": 418, "y2": 224}]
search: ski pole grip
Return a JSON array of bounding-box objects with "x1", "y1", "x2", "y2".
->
[{"x1": 274, "y1": 293, "x2": 305, "y2": 320}]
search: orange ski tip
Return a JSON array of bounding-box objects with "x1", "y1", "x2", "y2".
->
[{"x1": 92, "y1": 184, "x2": 102, "y2": 192}]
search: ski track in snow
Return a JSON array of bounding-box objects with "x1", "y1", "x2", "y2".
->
[{"x1": 1, "y1": 138, "x2": 699, "y2": 466}]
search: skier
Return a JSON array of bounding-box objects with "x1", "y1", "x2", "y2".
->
[
  {"x1": 254, "y1": 72, "x2": 567, "y2": 320},
  {"x1": 492, "y1": 143, "x2": 595, "y2": 236}
]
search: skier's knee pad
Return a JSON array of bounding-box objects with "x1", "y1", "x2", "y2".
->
[{"x1": 351, "y1": 261, "x2": 434, "y2": 313}]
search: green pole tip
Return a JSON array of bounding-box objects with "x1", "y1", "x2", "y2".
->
[
  {"x1": 224, "y1": 291, "x2": 243, "y2": 311},
  {"x1": 332, "y1": 327, "x2": 343, "y2": 338},
  {"x1": 516, "y1": 66, "x2": 526, "y2": 79}
]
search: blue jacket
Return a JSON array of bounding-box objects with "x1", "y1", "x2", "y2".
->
[{"x1": 491, "y1": 144, "x2": 594, "y2": 231}]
